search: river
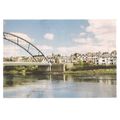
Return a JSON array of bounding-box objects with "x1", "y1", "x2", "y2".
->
[{"x1": 3, "y1": 74, "x2": 116, "y2": 98}]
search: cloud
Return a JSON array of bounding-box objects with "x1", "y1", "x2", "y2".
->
[
  {"x1": 36, "y1": 45, "x2": 53, "y2": 55},
  {"x1": 43, "y1": 33, "x2": 54, "y2": 40},
  {"x1": 86, "y1": 20, "x2": 115, "y2": 34},
  {"x1": 11, "y1": 32, "x2": 33, "y2": 42},
  {"x1": 57, "y1": 46, "x2": 85, "y2": 55},
  {"x1": 79, "y1": 32, "x2": 87, "y2": 37},
  {"x1": 4, "y1": 44, "x2": 20, "y2": 57},
  {"x1": 73, "y1": 37, "x2": 93, "y2": 44},
  {"x1": 86, "y1": 20, "x2": 116, "y2": 47},
  {"x1": 73, "y1": 20, "x2": 116, "y2": 52},
  {"x1": 57, "y1": 20, "x2": 116, "y2": 56},
  {"x1": 57, "y1": 44, "x2": 116, "y2": 56},
  {"x1": 37, "y1": 45, "x2": 53, "y2": 50}
]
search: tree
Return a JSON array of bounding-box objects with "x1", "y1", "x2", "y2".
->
[{"x1": 79, "y1": 60, "x2": 84, "y2": 67}]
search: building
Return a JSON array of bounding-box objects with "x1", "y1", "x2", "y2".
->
[{"x1": 3, "y1": 50, "x2": 117, "y2": 65}]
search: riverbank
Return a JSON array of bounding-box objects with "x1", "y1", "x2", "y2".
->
[
  {"x1": 4, "y1": 64, "x2": 116, "y2": 75},
  {"x1": 4, "y1": 68, "x2": 116, "y2": 76},
  {"x1": 64, "y1": 69, "x2": 116, "y2": 75}
]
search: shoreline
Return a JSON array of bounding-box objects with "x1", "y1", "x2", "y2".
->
[
  {"x1": 4, "y1": 68, "x2": 116, "y2": 76},
  {"x1": 4, "y1": 69, "x2": 116, "y2": 87},
  {"x1": 64, "y1": 69, "x2": 116, "y2": 75}
]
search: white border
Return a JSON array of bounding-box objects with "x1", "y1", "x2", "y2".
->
[{"x1": 0, "y1": 0, "x2": 120, "y2": 120}]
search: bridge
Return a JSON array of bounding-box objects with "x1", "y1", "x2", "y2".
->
[
  {"x1": 3, "y1": 32, "x2": 65, "y2": 72},
  {"x1": 3, "y1": 32, "x2": 49, "y2": 63}
]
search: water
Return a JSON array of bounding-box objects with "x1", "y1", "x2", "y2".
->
[{"x1": 3, "y1": 74, "x2": 116, "y2": 98}]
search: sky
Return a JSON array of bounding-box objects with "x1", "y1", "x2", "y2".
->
[{"x1": 3, "y1": 20, "x2": 116, "y2": 57}]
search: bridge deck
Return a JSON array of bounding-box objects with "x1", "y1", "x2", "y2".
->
[{"x1": 4, "y1": 62, "x2": 51, "y2": 66}]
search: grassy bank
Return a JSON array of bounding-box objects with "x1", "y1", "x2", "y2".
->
[
  {"x1": 4, "y1": 65, "x2": 116, "y2": 75},
  {"x1": 4, "y1": 68, "x2": 116, "y2": 76},
  {"x1": 64, "y1": 69, "x2": 116, "y2": 75}
]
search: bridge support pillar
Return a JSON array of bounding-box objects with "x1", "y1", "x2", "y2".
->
[
  {"x1": 37, "y1": 64, "x2": 65, "y2": 73},
  {"x1": 51, "y1": 64, "x2": 65, "y2": 72},
  {"x1": 37, "y1": 65, "x2": 51, "y2": 72}
]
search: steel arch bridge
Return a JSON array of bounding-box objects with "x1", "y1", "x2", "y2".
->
[{"x1": 3, "y1": 32, "x2": 49, "y2": 63}]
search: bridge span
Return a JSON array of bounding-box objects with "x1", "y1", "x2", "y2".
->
[{"x1": 4, "y1": 62, "x2": 66, "y2": 72}]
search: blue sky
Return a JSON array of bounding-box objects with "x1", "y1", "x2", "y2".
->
[{"x1": 4, "y1": 20, "x2": 116, "y2": 57}]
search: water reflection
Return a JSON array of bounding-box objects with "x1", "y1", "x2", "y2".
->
[
  {"x1": 4, "y1": 74, "x2": 14, "y2": 86},
  {"x1": 4, "y1": 74, "x2": 116, "y2": 98},
  {"x1": 4, "y1": 74, "x2": 116, "y2": 87}
]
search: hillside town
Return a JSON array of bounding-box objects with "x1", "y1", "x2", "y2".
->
[{"x1": 4, "y1": 50, "x2": 117, "y2": 65}]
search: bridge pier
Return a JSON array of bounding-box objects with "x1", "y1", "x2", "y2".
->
[
  {"x1": 37, "y1": 65, "x2": 51, "y2": 72},
  {"x1": 37, "y1": 64, "x2": 65, "y2": 73},
  {"x1": 51, "y1": 64, "x2": 65, "y2": 72}
]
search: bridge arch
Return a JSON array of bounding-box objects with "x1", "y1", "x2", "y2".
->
[{"x1": 3, "y1": 32, "x2": 49, "y2": 63}]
